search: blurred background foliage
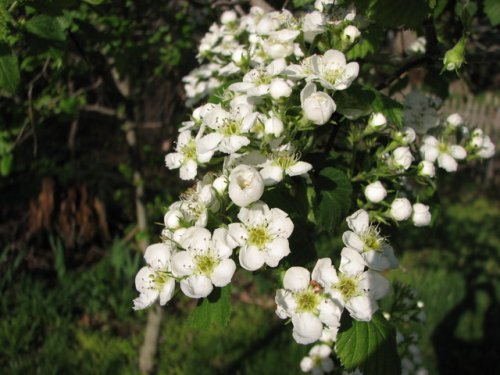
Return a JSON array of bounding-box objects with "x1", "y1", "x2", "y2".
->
[{"x1": 0, "y1": 0, "x2": 498, "y2": 374}]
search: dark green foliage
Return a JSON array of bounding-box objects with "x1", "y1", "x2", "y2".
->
[
  {"x1": 188, "y1": 285, "x2": 232, "y2": 329},
  {"x1": 336, "y1": 312, "x2": 401, "y2": 375}
]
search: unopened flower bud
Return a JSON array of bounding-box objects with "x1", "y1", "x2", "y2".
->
[
  {"x1": 342, "y1": 25, "x2": 361, "y2": 44},
  {"x1": 390, "y1": 198, "x2": 412, "y2": 221},
  {"x1": 418, "y1": 161, "x2": 436, "y2": 177},
  {"x1": 412, "y1": 203, "x2": 431, "y2": 227},
  {"x1": 368, "y1": 112, "x2": 387, "y2": 128},
  {"x1": 443, "y1": 36, "x2": 466, "y2": 71},
  {"x1": 269, "y1": 78, "x2": 292, "y2": 99},
  {"x1": 364, "y1": 181, "x2": 387, "y2": 203},
  {"x1": 221, "y1": 10, "x2": 237, "y2": 25}
]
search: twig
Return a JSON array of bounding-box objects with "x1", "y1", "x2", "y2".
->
[{"x1": 375, "y1": 55, "x2": 427, "y2": 90}]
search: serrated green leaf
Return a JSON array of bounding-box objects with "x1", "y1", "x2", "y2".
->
[
  {"x1": 485, "y1": 0, "x2": 500, "y2": 26},
  {"x1": 187, "y1": 285, "x2": 231, "y2": 329},
  {"x1": 25, "y1": 15, "x2": 66, "y2": 41},
  {"x1": 316, "y1": 167, "x2": 352, "y2": 232},
  {"x1": 336, "y1": 312, "x2": 401, "y2": 375},
  {"x1": 0, "y1": 43, "x2": 19, "y2": 94}
]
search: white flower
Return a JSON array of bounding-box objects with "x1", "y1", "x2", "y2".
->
[
  {"x1": 275, "y1": 264, "x2": 342, "y2": 345},
  {"x1": 420, "y1": 135, "x2": 467, "y2": 172},
  {"x1": 390, "y1": 198, "x2": 413, "y2": 221},
  {"x1": 171, "y1": 227, "x2": 237, "y2": 298},
  {"x1": 163, "y1": 181, "x2": 218, "y2": 230},
  {"x1": 220, "y1": 10, "x2": 237, "y2": 25},
  {"x1": 446, "y1": 113, "x2": 463, "y2": 128},
  {"x1": 311, "y1": 49, "x2": 359, "y2": 91},
  {"x1": 197, "y1": 105, "x2": 257, "y2": 155},
  {"x1": 300, "y1": 344, "x2": 335, "y2": 374},
  {"x1": 229, "y1": 201, "x2": 294, "y2": 270},
  {"x1": 368, "y1": 112, "x2": 387, "y2": 128},
  {"x1": 229, "y1": 58, "x2": 287, "y2": 97},
  {"x1": 301, "y1": 83, "x2": 336, "y2": 125},
  {"x1": 469, "y1": 129, "x2": 495, "y2": 159},
  {"x1": 391, "y1": 146, "x2": 414, "y2": 170},
  {"x1": 418, "y1": 161, "x2": 435, "y2": 177},
  {"x1": 165, "y1": 131, "x2": 214, "y2": 180},
  {"x1": 302, "y1": 11, "x2": 326, "y2": 43},
  {"x1": 341, "y1": 25, "x2": 361, "y2": 44},
  {"x1": 212, "y1": 175, "x2": 228, "y2": 195},
  {"x1": 228, "y1": 164, "x2": 265, "y2": 207},
  {"x1": 263, "y1": 29, "x2": 301, "y2": 59},
  {"x1": 260, "y1": 143, "x2": 313, "y2": 185},
  {"x1": 264, "y1": 115, "x2": 285, "y2": 137},
  {"x1": 396, "y1": 127, "x2": 416, "y2": 144},
  {"x1": 342, "y1": 209, "x2": 398, "y2": 271},
  {"x1": 311, "y1": 255, "x2": 390, "y2": 322},
  {"x1": 412, "y1": 203, "x2": 431, "y2": 227},
  {"x1": 364, "y1": 181, "x2": 387, "y2": 203},
  {"x1": 269, "y1": 78, "x2": 293, "y2": 99},
  {"x1": 133, "y1": 242, "x2": 176, "y2": 310}
]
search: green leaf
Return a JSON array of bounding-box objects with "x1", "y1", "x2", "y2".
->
[
  {"x1": 25, "y1": 15, "x2": 66, "y2": 41},
  {"x1": 187, "y1": 286, "x2": 231, "y2": 329},
  {"x1": 336, "y1": 312, "x2": 401, "y2": 375},
  {"x1": 0, "y1": 43, "x2": 19, "y2": 94},
  {"x1": 84, "y1": 0, "x2": 106, "y2": 4},
  {"x1": 368, "y1": 88, "x2": 404, "y2": 127},
  {"x1": 346, "y1": 25, "x2": 384, "y2": 60},
  {"x1": 355, "y1": 0, "x2": 430, "y2": 29},
  {"x1": 316, "y1": 167, "x2": 352, "y2": 233},
  {"x1": 292, "y1": 0, "x2": 315, "y2": 8},
  {"x1": 335, "y1": 85, "x2": 375, "y2": 120},
  {"x1": 0, "y1": 153, "x2": 12, "y2": 176},
  {"x1": 484, "y1": 0, "x2": 500, "y2": 26}
]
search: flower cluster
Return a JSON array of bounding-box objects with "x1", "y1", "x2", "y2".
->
[{"x1": 134, "y1": 3, "x2": 496, "y2": 374}]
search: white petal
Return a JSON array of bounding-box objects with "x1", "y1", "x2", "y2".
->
[
  {"x1": 180, "y1": 275, "x2": 214, "y2": 298},
  {"x1": 211, "y1": 258, "x2": 236, "y2": 287},
  {"x1": 283, "y1": 266, "x2": 310, "y2": 291},
  {"x1": 267, "y1": 208, "x2": 294, "y2": 238},
  {"x1": 264, "y1": 238, "x2": 290, "y2": 267},
  {"x1": 133, "y1": 290, "x2": 159, "y2": 310},
  {"x1": 323, "y1": 49, "x2": 346, "y2": 66},
  {"x1": 346, "y1": 209, "x2": 369, "y2": 233},
  {"x1": 286, "y1": 161, "x2": 313, "y2": 177},
  {"x1": 197, "y1": 133, "x2": 223, "y2": 154},
  {"x1": 318, "y1": 298, "x2": 342, "y2": 327},
  {"x1": 292, "y1": 312, "x2": 323, "y2": 344},
  {"x1": 144, "y1": 242, "x2": 172, "y2": 270},
  {"x1": 346, "y1": 295, "x2": 378, "y2": 321},
  {"x1": 219, "y1": 135, "x2": 250, "y2": 154},
  {"x1": 165, "y1": 152, "x2": 183, "y2": 169},
  {"x1": 178, "y1": 227, "x2": 211, "y2": 253},
  {"x1": 449, "y1": 145, "x2": 467, "y2": 160},
  {"x1": 260, "y1": 165, "x2": 284, "y2": 186},
  {"x1": 180, "y1": 160, "x2": 197, "y2": 180},
  {"x1": 159, "y1": 278, "x2": 176, "y2": 305},
  {"x1": 170, "y1": 251, "x2": 195, "y2": 277},
  {"x1": 311, "y1": 258, "x2": 339, "y2": 288},
  {"x1": 239, "y1": 246, "x2": 265, "y2": 271},
  {"x1": 359, "y1": 270, "x2": 390, "y2": 300},
  {"x1": 135, "y1": 266, "x2": 155, "y2": 293},
  {"x1": 437, "y1": 153, "x2": 458, "y2": 172},
  {"x1": 212, "y1": 227, "x2": 237, "y2": 258},
  {"x1": 342, "y1": 231, "x2": 364, "y2": 252},
  {"x1": 275, "y1": 289, "x2": 297, "y2": 318},
  {"x1": 300, "y1": 82, "x2": 317, "y2": 104},
  {"x1": 339, "y1": 247, "x2": 366, "y2": 276},
  {"x1": 227, "y1": 223, "x2": 249, "y2": 246}
]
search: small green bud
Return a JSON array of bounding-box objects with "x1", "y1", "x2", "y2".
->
[{"x1": 443, "y1": 36, "x2": 466, "y2": 71}]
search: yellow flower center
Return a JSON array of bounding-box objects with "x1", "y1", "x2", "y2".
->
[
  {"x1": 247, "y1": 226, "x2": 271, "y2": 249},
  {"x1": 334, "y1": 274, "x2": 360, "y2": 300},
  {"x1": 295, "y1": 288, "x2": 321, "y2": 313}
]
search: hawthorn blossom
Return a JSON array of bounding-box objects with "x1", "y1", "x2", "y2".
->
[
  {"x1": 228, "y1": 164, "x2": 265, "y2": 207},
  {"x1": 302, "y1": 11, "x2": 326, "y2": 43},
  {"x1": 228, "y1": 58, "x2": 287, "y2": 97},
  {"x1": 390, "y1": 146, "x2": 414, "y2": 171},
  {"x1": 301, "y1": 83, "x2": 336, "y2": 125},
  {"x1": 171, "y1": 227, "x2": 237, "y2": 298},
  {"x1": 469, "y1": 128, "x2": 495, "y2": 159},
  {"x1": 165, "y1": 131, "x2": 214, "y2": 180},
  {"x1": 275, "y1": 264, "x2": 342, "y2": 344},
  {"x1": 300, "y1": 344, "x2": 335, "y2": 374},
  {"x1": 313, "y1": 255, "x2": 390, "y2": 321},
  {"x1": 133, "y1": 242, "x2": 176, "y2": 310},
  {"x1": 260, "y1": 143, "x2": 313, "y2": 185},
  {"x1": 420, "y1": 135, "x2": 467, "y2": 172},
  {"x1": 197, "y1": 105, "x2": 258, "y2": 155},
  {"x1": 342, "y1": 209, "x2": 398, "y2": 271},
  {"x1": 229, "y1": 201, "x2": 294, "y2": 271},
  {"x1": 311, "y1": 49, "x2": 359, "y2": 91}
]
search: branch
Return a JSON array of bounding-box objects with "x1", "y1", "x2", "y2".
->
[{"x1": 375, "y1": 55, "x2": 427, "y2": 90}]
